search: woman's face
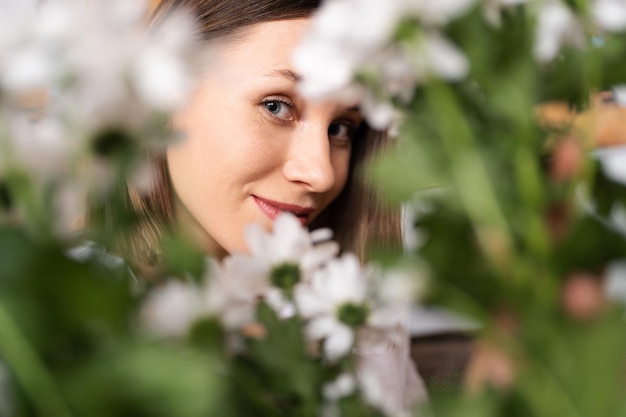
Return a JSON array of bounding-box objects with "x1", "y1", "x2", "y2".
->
[{"x1": 167, "y1": 18, "x2": 362, "y2": 257}]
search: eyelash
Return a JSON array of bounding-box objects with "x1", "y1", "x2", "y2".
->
[
  {"x1": 261, "y1": 97, "x2": 295, "y2": 122},
  {"x1": 328, "y1": 121, "x2": 356, "y2": 147},
  {"x1": 260, "y1": 96, "x2": 358, "y2": 146}
]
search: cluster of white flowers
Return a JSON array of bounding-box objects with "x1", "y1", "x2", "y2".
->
[
  {"x1": 0, "y1": 0, "x2": 196, "y2": 235},
  {"x1": 293, "y1": 0, "x2": 476, "y2": 129},
  {"x1": 141, "y1": 213, "x2": 425, "y2": 414},
  {"x1": 293, "y1": 0, "x2": 626, "y2": 130}
]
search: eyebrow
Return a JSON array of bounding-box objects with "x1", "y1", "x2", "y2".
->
[{"x1": 264, "y1": 68, "x2": 302, "y2": 83}]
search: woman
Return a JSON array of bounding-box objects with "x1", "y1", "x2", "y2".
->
[
  {"x1": 121, "y1": 0, "x2": 400, "y2": 267},
  {"x1": 123, "y1": 0, "x2": 427, "y2": 413}
]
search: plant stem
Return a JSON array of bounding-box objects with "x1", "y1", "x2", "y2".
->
[{"x1": 0, "y1": 302, "x2": 73, "y2": 417}]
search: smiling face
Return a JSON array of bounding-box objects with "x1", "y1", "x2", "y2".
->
[{"x1": 166, "y1": 18, "x2": 362, "y2": 257}]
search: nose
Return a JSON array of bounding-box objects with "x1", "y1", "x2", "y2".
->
[{"x1": 282, "y1": 124, "x2": 336, "y2": 193}]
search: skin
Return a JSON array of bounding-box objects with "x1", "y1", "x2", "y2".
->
[{"x1": 167, "y1": 18, "x2": 362, "y2": 258}]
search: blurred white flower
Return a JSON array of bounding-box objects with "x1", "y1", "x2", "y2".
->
[
  {"x1": 205, "y1": 255, "x2": 265, "y2": 330},
  {"x1": 132, "y1": 45, "x2": 192, "y2": 111},
  {"x1": 0, "y1": 0, "x2": 198, "y2": 236},
  {"x1": 593, "y1": 0, "x2": 626, "y2": 32},
  {"x1": 367, "y1": 265, "x2": 426, "y2": 329},
  {"x1": 293, "y1": 37, "x2": 357, "y2": 100},
  {"x1": 355, "y1": 327, "x2": 425, "y2": 416},
  {"x1": 322, "y1": 372, "x2": 356, "y2": 401},
  {"x1": 1, "y1": 47, "x2": 54, "y2": 92},
  {"x1": 360, "y1": 92, "x2": 399, "y2": 130},
  {"x1": 294, "y1": 0, "x2": 473, "y2": 128},
  {"x1": 595, "y1": 145, "x2": 626, "y2": 185},
  {"x1": 4, "y1": 113, "x2": 70, "y2": 181},
  {"x1": 533, "y1": 1, "x2": 584, "y2": 62},
  {"x1": 421, "y1": 32, "x2": 469, "y2": 80},
  {"x1": 140, "y1": 280, "x2": 203, "y2": 338}
]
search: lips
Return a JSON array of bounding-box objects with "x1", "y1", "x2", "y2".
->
[{"x1": 253, "y1": 195, "x2": 313, "y2": 226}]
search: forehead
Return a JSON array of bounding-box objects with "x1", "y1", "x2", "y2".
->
[{"x1": 210, "y1": 18, "x2": 311, "y2": 77}]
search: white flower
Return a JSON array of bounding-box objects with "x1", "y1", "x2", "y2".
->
[
  {"x1": 295, "y1": 253, "x2": 369, "y2": 360},
  {"x1": 367, "y1": 265, "x2": 426, "y2": 329},
  {"x1": 1, "y1": 46, "x2": 54, "y2": 92},
  {"x1": 294, "y1": 0, "x2": 475, "y2": 129},
  {"x1": 533, "y1": 1, "x2": 584, "y2": 62},
  {"x1": 241, "y1": 213, "x2": 339, "y2": 318},
  {"x1": 593, "y1": 0, "x2": 626, "y2": 32},
  {"x1": 322, "y1": 372, "x2": 356, "y2": 401},
  {"x1": 140, "y1": 280, "x2": 203, "y2": 338},
  {"x1": 204, "y1": 255, "x2": 264, "y2": 330},
  {"x1": 595, "y1": 145, "x2": 626, "y2": 186},
  {"x1": 132, "y1": 47, "x2": 192, "y2": 111},
  {"x1": 4, "y1": 112, "x2": 70, "y2": 181},
  {"x1": 245, "y1": 212, "x2": 339, "y2": 279},
  {"x1": 359, "y1": 92, "x2": 399, "y2": 130},
  {"x1": 421, "y1": 32, "x2": 469, "y2": 81},
  {"x1": 293, "y1": 37, "x2": 357, "y2": 100},
  {"x1": 296, "y1": 254, "x2": 425, "y2": 362}
]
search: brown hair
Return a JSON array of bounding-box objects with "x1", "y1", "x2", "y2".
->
[{"x1": 120, "y1": 0, "x2": 400, "y2": 265}]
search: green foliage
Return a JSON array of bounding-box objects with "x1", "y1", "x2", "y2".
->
[{"x1": 367, "y1": 3, "x2": 626, "y2": 416}]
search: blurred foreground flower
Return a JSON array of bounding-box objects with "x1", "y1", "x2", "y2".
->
[
  {"x1": 293, "y1": 0, "x2": 474, "y2": 129},
  {"x1": 0, "y1": 0, "x2": 197, "y2": 238},
  {"x1": 139, "y1": 213, "x2": 425, "y2": 416}
]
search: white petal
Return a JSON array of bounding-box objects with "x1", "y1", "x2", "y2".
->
[
  {"x1": 133, "y1": 48, "x2": 191, "y2": 111},
  {"x1": 360, "y1": 94, "x2": 398, "y2": 130},
  {"x1": 300, "y1": 241, "x2": 340, "y2": 273},
  {"x1": 2, "y1": 47, "x2": 53, "y2": 91},
  {"x1": 596, "y1": 145, "x2": 626, "y2": 185},
  {"x1": 265, "y1": 288, "x2": 296, "y2": 319},
  {"x1": 306, "y1": 315, "x2": 338, "y2": 341},
  {"x1": 295, "y1": 285, "x2": 332, "y2": 317},
  {"x1": 272, "y1": 212, "x2": 309, "y2": 261},
  {"x1": 324, "y1": 254, "x2": 367, "y2": 303},
  {"x1": 294, "y1": 39, "x2": 355, "y2": 99},
  {"x1": 323, "y1": 324, "x2": 354, "y2": 361},
  {"x1": 534, "y1": 1, "x2": 580, "y2": 62},
  {"x1": 244, "y1": 223, "x2": 270, "y2": 257},
  {"x1": 605, "y1": 260, "x2": 626, "y2": 301},
  {"x1": 424, "y1": 33, "x2": 469, "y2": 81},
  {"x1": 310, "y1": 227, "x2": 333, "y2": 243},
  {"x1": 322, "y1": 373, "x2": 356, "y2": 400},
  {"x1": 593, "y1": 0, "x2": 626, "y2": 32},
  {"x1": 140, "y1": 281, "x2": 201, "y2": 337},
  {"x1": 221, "y1": 303, "x2": 256, "y2": 330}
]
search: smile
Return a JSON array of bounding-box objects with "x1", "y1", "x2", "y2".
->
[{"x1": 253, "y1": 196, "x2": 313, "y2": 226}]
